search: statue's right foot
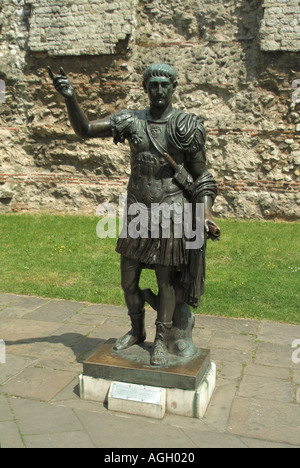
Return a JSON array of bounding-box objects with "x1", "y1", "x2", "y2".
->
[
  {"x1": 113, "y1": 310, "x2": 146, "y2": 351},
  {"x1": 113, "y1": 329, "x2": 146, "y2": 351}
]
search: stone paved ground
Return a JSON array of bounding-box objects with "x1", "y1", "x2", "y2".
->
[{"x1": 0, "y1": 293, "x2": 299, "y2": 448}]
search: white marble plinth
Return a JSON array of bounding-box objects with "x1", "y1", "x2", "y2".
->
[{"x1": 79, "y1": 362, "x2": 216, "y2": 419}]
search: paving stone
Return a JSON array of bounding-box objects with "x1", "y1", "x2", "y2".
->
[
  {"x1": 6, "y1": 323, "x2": 94, "y2": 363},
  {"x1": 228, "y1": 397, "x2": 300, "y2": 446},
  {"x1": 51, "y1": 377, "x2": 80, "y2": 402},
  {"x1": 209, "y1": 331, "x2": 256, "y2": 351},
  {"x1": 25, "y1": 299, "x2": 87, "y2": 322},
  {"x1": 0, "y1": 421, "x2": 24, "y2": 448},
  {"x1": 23, "y1": 431, "x2": 95, "y2": 449},
  {"x1": 2, "y1": 367, "x2": 77, "y2": 401},
  {"x1": 74, "y1": 408, "x2": 198, "y2": 448},
  {"x1": 181, "y1": 429, "x2": 248, "y2": 448},
  {"x1": 0, "y1": 296, "x2": 49, "y2": 319},
  {"x1": 255, "y1": 342, "x2": 297, "y2": 368},
  {"x1": 243, "y1": 363, "x2": 290, "y2": 380},
  {"x1": 210, "y1": 347, "x2": 254, "y2": 365},
  {"x1": 240, "y1": 437, "x2": 300, "y2": 449},
  {"x1": 213, "y1": 359, "x2": 244, "y2": 380},
  {"x1": 195, "y1": 315, "x2": 259, "y2": 335},
  {"x1": 88, "y1": 322, "x2": 131, "y2": 343},
  {"x1": 0, "y1": 395, "x2": 14, "y2": 422},
  {"x1": 34, "y1": 357, "x2": 82, "y2": 374},
  {"x1": 6, "y1": 339, "x2": 78, "y2": 362},
  {"x1": 0, "y1": 318, "x2": 62, "y2": 342},
  {"x1": 0, "y1": 354, "x2": 36, "y2": 385},
  {"x1": 202, "y1": 380, "x2": 238, "y2": 432},
  {"x1": 0, "y1": 293, "x2": 299, "y2": 448},
  {"x1": 192, "y1": 327, "x2": 214, "y2": 349},
  {"x1": 257, "y1": 322, "x2": 300, "y2": 346},
  {"x1": 238, "y1": 374, "x2": 294, "y2": 403},
  {"x1": 67, "y1": 313, "x2": 107, "y2": 326},
  {"x1": 82, "y1": 304, "x2": 130, "y2": 317},
  {"x1": 296, "y1": 387, "x2": 300, "y2": 404},
  {"x1": 50, "y1": 323, "x2": 95, "y2": 347},
  {"x1": 10, "y1": 398, "x2": 84, "y2": 435},
  {"x1": 0, "y1": 294, "x2": 18, "y2": 307},
  {"x1": 293, "y1": 369, "x2": 300, "y2": 385}
]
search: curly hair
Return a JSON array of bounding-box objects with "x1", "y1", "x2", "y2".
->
[{"x1": 143, "y1": 63, "x2": 177, "y2": 85}]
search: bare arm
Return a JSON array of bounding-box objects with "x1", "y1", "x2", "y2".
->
[
  {"x1": 65, "y1": 95, "x2": 112, "y2": 139},
  {"x1": 48, "y1": 66, "x2": 112, "y2": 139}
]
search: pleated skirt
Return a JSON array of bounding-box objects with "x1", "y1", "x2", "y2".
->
[{"x1": 115, "y1": 221, "x2": 189, "y2": 267}]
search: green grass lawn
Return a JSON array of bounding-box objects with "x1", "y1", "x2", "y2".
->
[{"x1": 0, "y1": 213, "x2": 299, "y2": 324}]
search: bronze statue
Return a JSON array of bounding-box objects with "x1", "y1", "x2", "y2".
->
[{"x1": 48, "y1": 64, "x2": 220, "y2": 367}]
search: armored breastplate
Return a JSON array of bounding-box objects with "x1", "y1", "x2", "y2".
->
[{"x1": 128, "y1": 151, "x2": 181, "y2": 206}]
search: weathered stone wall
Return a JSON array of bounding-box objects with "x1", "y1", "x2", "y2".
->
[
  {"x1": 260, "y1": 0, "x2": 300, "y2": 51},
  {"x1": 27, "y1": 0, "x2": 136, "y2": 55},
  {"x1": 0, "y1": 0, "x2": 299, "y2": 219}
]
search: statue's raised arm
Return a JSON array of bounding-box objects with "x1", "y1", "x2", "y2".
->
[
  {"x1": 48, "y1": 66, "x2": 75, "y2": 100},
  {"x1": 47, "y1": 66, "x2": 112, "y2": 139}
]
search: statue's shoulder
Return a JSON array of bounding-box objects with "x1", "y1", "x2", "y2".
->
[
  {"x1": 168, "y1": 110, "x2": 206, "y2": 154},
  {"x1": 111, "y1": 109, "x2": 146, "y2": 145},
  {"x1": 169, "y1": 109, "x2": 205, "y2": 132}
]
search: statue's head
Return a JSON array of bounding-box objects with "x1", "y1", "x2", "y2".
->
[
  {"x1": 143, "y1": 63, "x2": 178, "y2": 110},
  {"x1": 143, "y1": 63, "x2": 177, "y2": 86}
]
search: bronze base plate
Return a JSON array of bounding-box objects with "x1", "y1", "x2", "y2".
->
[{"x1": 83, "y1": 339, "x2": 211, "y2": 391}]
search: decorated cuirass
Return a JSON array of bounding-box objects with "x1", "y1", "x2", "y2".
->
[{"x1": 110, "y1": 108, "x2": 206, "y2": 208}]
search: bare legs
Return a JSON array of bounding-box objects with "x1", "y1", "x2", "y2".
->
[
  {"x1": 150, "y1": 265, "x2": 175, "y2": 366},
  {"x1": 114, "y1": 257, "x2": 177, "y2": 366},
  {"x1": 113, "y1": 257, "x2": 146, "y2": 351},
  {"x1": 114, "y1": 256, "x2": 197, "y2": 366}
]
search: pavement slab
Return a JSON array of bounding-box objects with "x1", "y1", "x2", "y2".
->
[
  {"x1": 0, "y1": 296, "x2": 49, "y2": 319},
  {"x1": 0, "y1": 293, "x2": 299, "y2": 449},
  {"x1": 2, "y1": 367, "x2": 78, "y2": 401},
  {"x1": 227, "y1": 397, "x2": 300, "y2": 446}
]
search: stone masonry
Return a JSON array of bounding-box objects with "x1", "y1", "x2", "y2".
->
[
  {"x1": 27, "y1": 0, "x2": 136, "y2": 56},
  {"x1": 260, "y1": 0, "x2": 300, "y2": 51},
  {"x1": 0, "y1": 0, "x2": 299, "y2": 219}
]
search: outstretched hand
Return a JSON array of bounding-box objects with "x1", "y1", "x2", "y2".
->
[{"x1": 47, "y1": 66, "x2": 75, "y2": 100}]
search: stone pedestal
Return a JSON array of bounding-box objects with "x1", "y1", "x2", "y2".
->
[{"x1": 79, "y1": 338, "x2": 216, "y2": 419}]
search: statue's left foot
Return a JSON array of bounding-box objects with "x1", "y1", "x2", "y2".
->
[
  {"x1": 150, "y1": 320, "x2": 172, "y2": 367},
  {"x1": 150, "y1": 339, "x2": 169, "y2": 367}
]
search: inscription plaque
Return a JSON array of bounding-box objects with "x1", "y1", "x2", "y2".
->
[{"x1": 111, "y1": 382, "x2": 163, "y2": 405}]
